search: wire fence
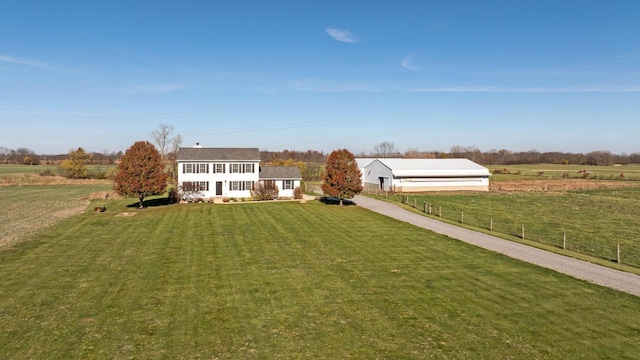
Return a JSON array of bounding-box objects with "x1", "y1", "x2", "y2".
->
[{"x1": 367, "y1": 192, "x2": 639, "y2": 269}]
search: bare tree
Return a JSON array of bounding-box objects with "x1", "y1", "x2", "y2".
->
[
  {"x1": 149, "y1": 124, "x2": 182, "y2": 183},
  {"x1": 373, "y1": 141, "x2": 397, "y2": 158},
  {"x1": 168, "y1": 133, "x2": 183, "y2": 163},
  {"x1": 449, "y1": 145, "x2": 466, "y2": 158},
  {"x1": 149, "y1": 123, "x2": 175, "y2": 162}
]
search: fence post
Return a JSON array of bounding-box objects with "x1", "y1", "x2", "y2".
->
[
  {"x1": 428, "y1": 204, "x2": 432, "y2": 215},
  {"x1": 438, "y1": 206, "x2": 442, "y2": 218},
  {"x1": 618, "y1": 243, "x2": 621, "y2": 264},
  {"x1": 489, "y1": 218, "x2": 493, "y2": 231},
  {"x1": 521, "y1": 224, "x2": 525, "y2": 239},
  {"x1": 423, "y1": 201, "x2": 426, "y2": 212},
  {"x1": 563, "y1": 232, "x2": 566, "y2": 250},
  {"x1": 414, "y1": 198, "x2": 417, "y2": 208},
  {"x1": 461, "y1": 211, "x2": 464, "y2": 224}
]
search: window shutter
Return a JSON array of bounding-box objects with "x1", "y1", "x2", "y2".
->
[{"x1": 206, "y1": 182, "x2": 209, "y2": 191}]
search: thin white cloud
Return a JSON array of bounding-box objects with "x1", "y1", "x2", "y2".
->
[
  {"x1": 401, "y1": 56, "x2": 418, "y2": 70},
  {"x1": 408, "y1": 86, "x2": 640, "y2": 93},
  {"x1": 291, "y1": 79, "x2": 379, "y2": 93},
  {"x1": 326, "y1": 28, "x2": 356, "y2": 43},
  {"x1": 0, "y1": 54, "x2": 50, "y2": 69},
  {"x1": 124, "y1": 83, "x2": 186, "y2": 94}
]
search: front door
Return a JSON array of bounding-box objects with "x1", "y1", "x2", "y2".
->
[{"x1": 216, "y1": 181, "x2": 223, "y2": 196}]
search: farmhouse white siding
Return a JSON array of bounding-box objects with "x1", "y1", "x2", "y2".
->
[
  {"x1": 177, "y1": 147, "x2": 261, "y2": 199},
  {"x1": 363, "y1": 158, "x2": 490, "y2": 192},
  {"x1": 176, "y1": 146, "x2": 302, "y2": 200}
]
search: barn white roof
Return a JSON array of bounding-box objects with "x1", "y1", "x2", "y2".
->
[
  {"x1": 372, "y1": 158, "x2": 490, "y2": 177},
  {"x1": 355, "y1": 158, "x2": 376, "y2": 169}
]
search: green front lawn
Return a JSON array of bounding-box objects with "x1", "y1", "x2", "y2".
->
[{"x1": 1, "y1": 200, "x2": 639, "y2": 358}]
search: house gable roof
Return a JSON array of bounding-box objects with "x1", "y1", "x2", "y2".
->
[
  {"x1": 371, "y1": 158, "x2": 491, "y2": 177},
  {"x1": 259, "y1": 166, "x2": 301, "y2": 180},
  {"x1": 177, "y1": 147, "x2": 260, "y2": 161}
]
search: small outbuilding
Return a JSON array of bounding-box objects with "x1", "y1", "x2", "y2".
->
[{"x1": 362, "y1": 158, "x2": 491, "y2": 192}]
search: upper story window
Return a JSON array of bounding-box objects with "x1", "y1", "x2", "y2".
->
[
  {"x1": 214, "y1": 163, "x2": 225, "y2": 173},
  {"x1": 183, "y1": 163, "x2": 209, "y2": 174},
  {"x1": 230, "y1": 163, "x2": 255, "y2": 173}
]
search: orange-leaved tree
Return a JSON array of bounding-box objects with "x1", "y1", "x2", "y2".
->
[
  {"x1": 321, "y1": 149, "x2": 363, "y2": 205},
  {"x1": 113, "y1": 141, "x2": 167, "y2": 208}
]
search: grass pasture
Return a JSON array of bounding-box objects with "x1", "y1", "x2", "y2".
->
[
  {"x1": 1, "y1": 199, "x2": 640, "y2": 358},
  {"x1": 0, "y1": 164, "x2": 60, "y2": 176},
  {"x1": 487, "y1": 164, "x2": 640, "y2": 181},
  {"x1": 387, "y1": 186, "x2": 640, "y2": 269}
]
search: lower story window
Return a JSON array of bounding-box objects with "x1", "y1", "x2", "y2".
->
[
  {"x1": 230, "y1": 181, "x2": 254, "y2": 191},
  {"x1": 182, "y1": 181, "x2": 209, "y2": 191},
  {"x1": 282, "y1": 180, "x2": 294, "y2": 190}
]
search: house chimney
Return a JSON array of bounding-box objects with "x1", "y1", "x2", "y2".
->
[{"x1": 193, "y1": 142, "x2": 203, "y2": 148}]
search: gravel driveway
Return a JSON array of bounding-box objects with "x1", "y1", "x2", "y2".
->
[{"x1": 354, "y1": 195, "x2": 640, "y2": 298}]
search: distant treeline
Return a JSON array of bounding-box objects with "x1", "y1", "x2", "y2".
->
[
  {"x1": 0, "y1": 147, "x2": 123, "y2": 165},
  {"x1": 260, "y1": 149, "x2": 327, "y2": 164},
  {"x1": 2, "y1": 146, "x2": 639, "y2": 167},
  {"x1": 265, "y1": 147, "x2": 640, "y2": 166}
]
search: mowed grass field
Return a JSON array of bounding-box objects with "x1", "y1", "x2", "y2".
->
[{"x1": 2, "y1": 197, "x2": 640, "y2": 358}]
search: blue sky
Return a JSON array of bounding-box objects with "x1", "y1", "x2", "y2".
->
[{"x1": 1, "y1": 0, "x2": 639, "y2": 155}]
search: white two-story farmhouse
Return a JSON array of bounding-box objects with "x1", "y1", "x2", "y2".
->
[{"x1": 176, "y1": 145, "x2": 301, "y2": 200}]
